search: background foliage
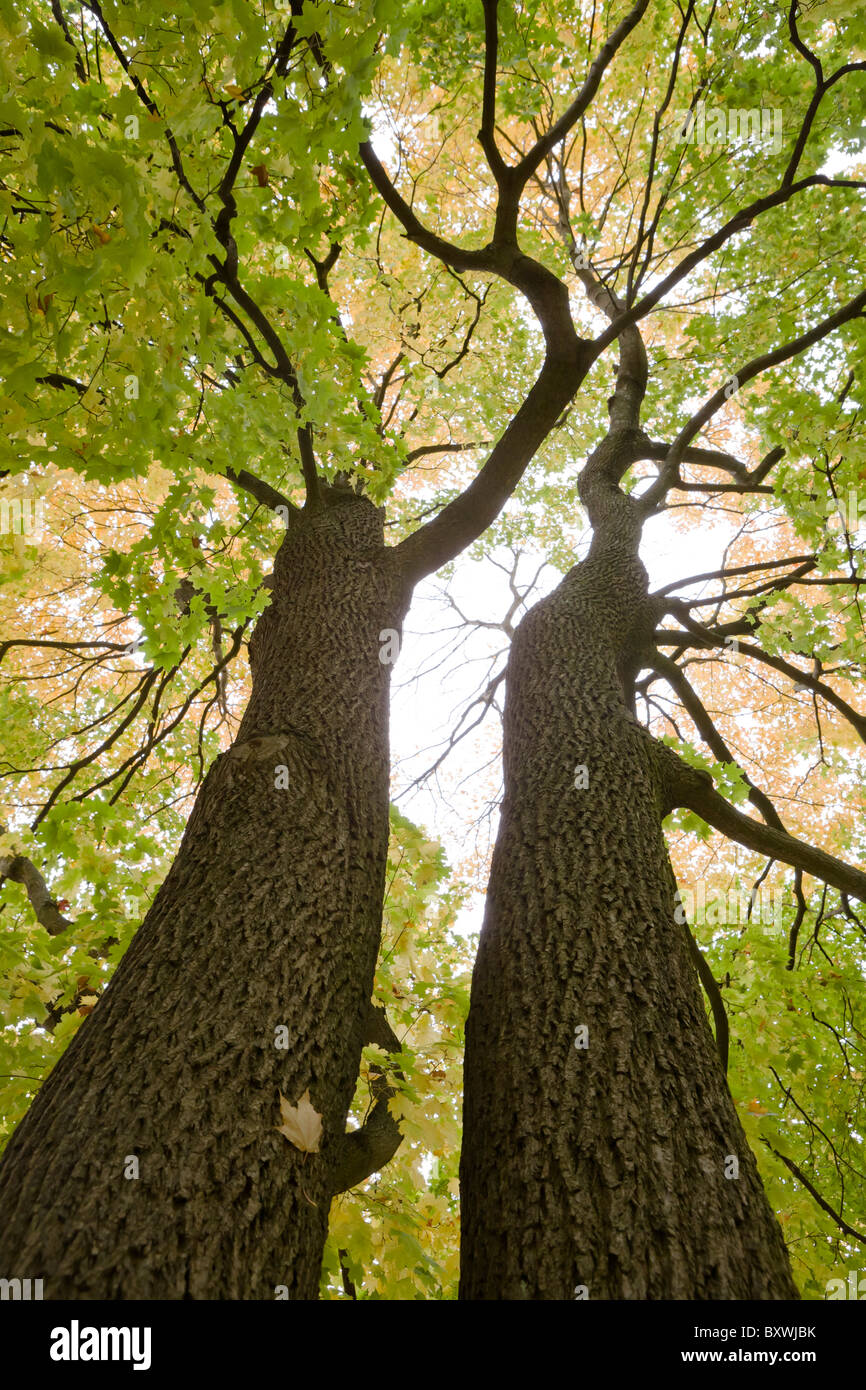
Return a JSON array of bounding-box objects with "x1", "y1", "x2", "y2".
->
[{"x1": 2, "y1": 0, "x2": 865, "y2": 1296}]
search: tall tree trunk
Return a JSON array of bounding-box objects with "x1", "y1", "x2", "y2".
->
[
  {"x1": 459, "y1": 430, "x2": 799, "y2": 1300},
  {"x1": 0, "y1": 493, "x2": 408, "y2": 1299}
]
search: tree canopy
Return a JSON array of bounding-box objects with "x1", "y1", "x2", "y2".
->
[{"x1": 1, "y1": 0, "x2": 865, "y2": 1299}]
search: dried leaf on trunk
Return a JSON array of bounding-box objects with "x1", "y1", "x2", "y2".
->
[{"x1": 277, "y1": 1089, "x2": 322, "y2": 1153}]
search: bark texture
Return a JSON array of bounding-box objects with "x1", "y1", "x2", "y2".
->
[
  {"x1": 0, "y1": 493, "x2": 408, "y2": 1298},
  {"x1": 459, "y1": 430, "x2": 799, "y2": 1300}
]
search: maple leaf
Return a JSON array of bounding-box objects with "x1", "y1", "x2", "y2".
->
[{"x1": 276, "y1": 1089, "x2": 322, "y2": 1153}]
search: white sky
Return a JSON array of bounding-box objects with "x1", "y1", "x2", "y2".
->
[{"x1": 390, "y1": 509, "x2": 735, "y2": 935}]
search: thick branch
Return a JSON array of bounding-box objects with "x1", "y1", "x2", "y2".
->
[
  {"x1": 783, "y1": 2, "x2": 865, "y2": 187},
  {"x1": 479, "y1": 0, "x2": 507, "y2": 181},
  {"x1": 641, "y1": 292, "x2": 866, "y2": 511},
  {"x1": 641, "y1": 441, "x2": 786, "y2": 494},
  {"x1": 0, "y1": 855, "x2": 72, "y2": 935},
  {"x1": 50, "y1": 0, "x2": 87, "y2": 82},
  {"x1": 552, "y1": 187, "x2": 647, "y2": 429},
  {"x1": 660, "y1": 748, "x2": 866, "y2": 902},
  {"x1": 650, "y1": 652, "x2": 785, "y2": 830},
  {"x1": 515, "y1": 0, "x2": 651, "y2": 188},
  {"x1": 223, "y1": 466, "x2": 296, "y2": 515},
  {"x1": 594, "y1": 176, "x2": 866, "y2": 360},
  {"x1": 360, "y1": 141, "x2": 498, "y2": 275},
  {"x1": 394, "y1": 348, "x2": 586, "y2": 584},
  {"x1": 329, "y1": 1003, "x2": 403, "y2": 1196}
]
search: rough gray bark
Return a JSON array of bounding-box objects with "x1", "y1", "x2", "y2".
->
[
  {"x1": 0, "y1": 493, "x2": 407, "y2": 1299},
  {"x1": 458, "y1": 429, "x2": 800, "y2": 1300}
]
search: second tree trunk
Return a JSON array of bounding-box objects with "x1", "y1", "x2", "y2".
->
[{"x1": 459, "y1": 524, "x2": 799, "y2": 1299}]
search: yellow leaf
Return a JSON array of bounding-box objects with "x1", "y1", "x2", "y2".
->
[{"x1": 276, "y1": 1088, "x2": 322, "y2": 1153}]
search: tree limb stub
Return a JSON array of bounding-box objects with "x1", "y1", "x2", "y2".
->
[{"x1": 329, "y1": 1003, "x2": 404, "y2": 1196}]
